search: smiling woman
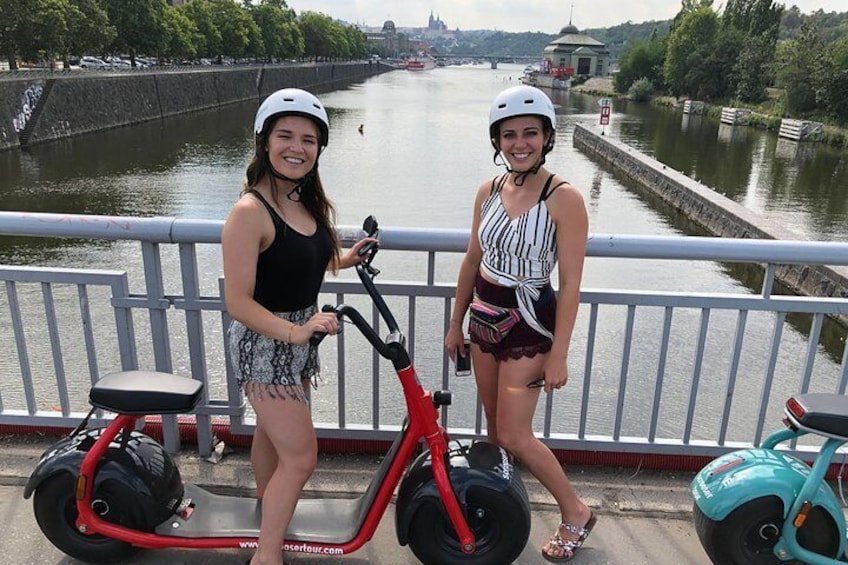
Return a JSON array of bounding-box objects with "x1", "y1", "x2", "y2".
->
[
  {"x1": 443, "y1": 84, "x2": 595, "y2": 563},
  {"x1": 220, "y1": 87, "x2": 375, "y2": 565}
]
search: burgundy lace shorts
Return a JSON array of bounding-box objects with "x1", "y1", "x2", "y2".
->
[{"x1": 470, "y1": 273, "x2": 556, "y2": 361}]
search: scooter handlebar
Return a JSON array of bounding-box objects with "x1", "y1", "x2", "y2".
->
[
  {"x1": 309, "y1": 215, "x2": 401, "y2": 358},
  {"x1": 308, "y1": 304, "x2": 339, "y2": 347},
  {"x1": 312, "y1": 303, "x2": 400, "y2": 361}
]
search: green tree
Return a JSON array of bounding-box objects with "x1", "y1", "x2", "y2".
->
[
  {"x1": 664, "y1": 5, "x2": 720, "y2": 98},
  {"x1": 671, "y1": 0, "x2": 714, "y2": 30},
  {"x1": 66, "y1": 0, "x2": 116, "y2": 63},
  {"x1": 628, "y1": 77, "x2": 655, "y2": 101},
  {"x1": 248, "y1": 0, "x2": 303, "y2": 62},
  {"x1": 723, "y1": 0, "x2": 782, "y2": 40},
  {"x1": 16, "y1": 0, "x2": 72, "y2": 67},
  {"x1": 816, "y1": 38, "x2": 848, "y2": 124},
  {"x1": 207, "y1": 0, "x2": 257, "y2": 61},
  {"x1": 0, "y1": 0, "x2": 22, "y2": 68},
  {"x1": 780, "y1": 5, "x2": 802, "y2": 39},
  {"x1": 180, "y1": 0, "x2": 222, "y2": 60},
  {"x1": 613, "y1": 31, "x2": 665, "y2": 93},
  {"x1": 775, "y1": 22, "x2": 824, "y2": 115},
  {"x1": 161, "y1": 4, "x2": 199, "y2": 60},
  {"x1": 722, "y1": 0, "x2": 783, "y2": 101},
  {"x1": 732, "y1": 34, "x2": 773, "y2": 102},
  {"x1": 299, "y1": 11, "x2": 334, "y2": 61},
  {"x1": 342, "y1": 25, "x2": 367, "y2": 60},
  {"x1": 105, "y1": 0, "x2": 167, "y2": 63},
  {"x1": 697, "y1": 25, "x2": 745, "y2": 99}
]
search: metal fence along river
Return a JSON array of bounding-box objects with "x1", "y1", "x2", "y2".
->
[{"x1": 0, "y1": 212, "x2": 845, "y2": 466}]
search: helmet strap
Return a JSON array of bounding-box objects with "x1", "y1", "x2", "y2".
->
[
  {"x1": 493, "y1": 150, "x2": 546, "y2": 187},
  {"x1": 261, "y1": 150, "x2": 321, "y2": 202}
]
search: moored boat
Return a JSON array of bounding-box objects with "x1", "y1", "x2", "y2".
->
[{"x1": 405, "y1": 55, "x2": 435, "y2": 71}]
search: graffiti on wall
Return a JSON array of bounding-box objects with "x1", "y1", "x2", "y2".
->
[{"x1": 13, "y1": 84, "x2": 45, "y2": 134}]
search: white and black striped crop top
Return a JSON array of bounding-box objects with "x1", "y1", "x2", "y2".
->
[{"x1": 478, "y1": 173, "x2": 566, "y2": 338}]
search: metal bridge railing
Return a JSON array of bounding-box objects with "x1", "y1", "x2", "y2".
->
[{"x1": 0, "y1": 211, "x2": 846, "y2": 460}]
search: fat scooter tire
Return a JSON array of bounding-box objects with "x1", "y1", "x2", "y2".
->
[
  {"x1": 407, "y1": 484, "x2": 530, "y2": 565},
  {"x1": 693, "y1": 496, "x2": 839, "y2": 564},
  {"x1": 33, "y1": 472, "x2": 145, "y2": 564}
]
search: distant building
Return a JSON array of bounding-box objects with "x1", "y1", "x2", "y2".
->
[
  {"x1": 428, "y1": 11, "x2": 447, "y2": 33},
  {"x1": 542, "y1": 22, "x2": 610, "y2": 77},
  {"x1": 365, "y1": 20, "x2": 409, "y2": 59}
]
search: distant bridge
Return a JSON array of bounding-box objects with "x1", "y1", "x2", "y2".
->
[{"x1": 431, "y1": 54, "x2": 540, "y2": 64}]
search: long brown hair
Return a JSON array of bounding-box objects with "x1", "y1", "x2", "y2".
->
[{"x1": 242, "y1": 118, "x2": 341, "y2": 272}]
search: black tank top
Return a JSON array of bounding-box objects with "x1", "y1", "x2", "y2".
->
[{"x1": 249, "y1": 190, "x2": 333, "y2": 312}]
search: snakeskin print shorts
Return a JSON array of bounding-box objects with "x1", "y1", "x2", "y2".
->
[{"x1": 228, "y1": 305, "x2": 320, "y2": 402}]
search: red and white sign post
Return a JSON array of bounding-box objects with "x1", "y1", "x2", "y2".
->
[{"x1": 599, "y1": 98, "x2": 612, "y2": 135}]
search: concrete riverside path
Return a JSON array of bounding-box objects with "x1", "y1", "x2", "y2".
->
[{"x1": 0, "y1": 434, "x2": 711, "y2": 564}]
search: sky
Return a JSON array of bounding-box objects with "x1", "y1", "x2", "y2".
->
[{"x1": 287, "y1": 1, "x2": 846, "y2": 33}]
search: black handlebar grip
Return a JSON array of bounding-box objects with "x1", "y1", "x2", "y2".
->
[
  {"x1": 310, "y1": 304, "x2": 340, "y2": 346},
  {"x1": 357, "y1": 239, "x2": 378, "y2": 257},
  {"x1": 309, "y1": 332, "x2": 327, "y2": 346}
]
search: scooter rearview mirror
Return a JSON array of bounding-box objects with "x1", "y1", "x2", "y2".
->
[{"x1": 363, "y1": 215, "x2": 378, "y2": 237}]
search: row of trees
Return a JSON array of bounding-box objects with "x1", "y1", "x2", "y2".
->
[
  {"x1": 614, "y1": 0, "x2": 848, "y2": 124},
  {"x1": 0, "y1": 0, "x2": 369, "y2": 70}
]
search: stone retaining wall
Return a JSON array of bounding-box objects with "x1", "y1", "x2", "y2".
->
[
  {"x1": 0, "y1": 62, "x2": 389, "y2": 150},
  {"x1": 573, "y1": 123, "x2": 848, "y2": 324},
  {"x1": 0, "y1": 79, "x2": 48, "y2": 150}
]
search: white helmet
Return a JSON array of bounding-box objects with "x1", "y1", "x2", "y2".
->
[
  {"x1": 253, "y1": 88, "x2": 329, "y2": 147},
  {"x1": 488, "y1": 85, "x2": 556, "y2": 140}
]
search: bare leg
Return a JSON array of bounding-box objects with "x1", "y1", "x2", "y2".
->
[
  {"x1": 251, "y1": 425, "x2": 277, "y2": 499},
  {"x1": 495, "y1": 355, "x2": 592, "y2": 559},
  {"x1": 247, "y1": 385, "x2": 317, "y2": 565},
  {"x1": 470, "y1": 343, "x2": 500, "y2": 444}
]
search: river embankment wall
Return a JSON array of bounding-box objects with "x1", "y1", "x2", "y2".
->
[
  {"x1": 573, "y1": 123, "x2": 848, "y2": 323},
  {"x1": 0, "y1": 62, "x2": 391, "y2": 151}
]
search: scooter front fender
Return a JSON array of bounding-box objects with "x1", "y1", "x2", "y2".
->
[
  {"x1": 395, "y1": 439, "x2": 525, "y2": 546},
  {"x1": 691, "y1": 448, "x2": 844, "y2": 532}
]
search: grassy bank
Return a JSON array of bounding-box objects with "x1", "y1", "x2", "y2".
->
[
  {"x1": 571, "y1": 79, "x2": 848, "y2": 149},
  {"x1": 651, "y1": 94, "x2": 848, "y2": 149}
]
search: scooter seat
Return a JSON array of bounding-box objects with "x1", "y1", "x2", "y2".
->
[
  {"x1": 89, "y1": 371, "x2": 203, "y2": 415},
  {"x1": 788, "y1": 393, "x2": 848, "y2": 439}
]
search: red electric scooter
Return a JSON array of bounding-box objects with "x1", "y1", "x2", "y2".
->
[{"x1": 25, "y1": 216, "x2": 531, "y2": 564}]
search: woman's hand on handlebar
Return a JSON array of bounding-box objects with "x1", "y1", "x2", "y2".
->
[
  {"x1": 444, "y1": 323, "x2": 465, "y2": 363},
  {"x1": 340, "y1": 237, "x2": 379, "y2": 269},
  {"x1": 292, "y1": 310, "x2": 340, "y2": 345}
]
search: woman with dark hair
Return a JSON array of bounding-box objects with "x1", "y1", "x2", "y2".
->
[
  {"x1": 445, "y1": 85, "x2": 593, "y2": 562},
  {"x1": 222, "y1": 88, "x2": 372, "y2": 565}
]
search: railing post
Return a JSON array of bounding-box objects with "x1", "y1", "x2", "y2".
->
[
  {"x1": 178, "y1": 243, "x2": 214, "y2": 458},
  {"x1": 141, "y1": 241, "x2": 179, "y2": 453}
]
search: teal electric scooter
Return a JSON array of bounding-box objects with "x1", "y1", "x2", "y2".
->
[{"x1": 692, "y1": 393, "x2": 848, "y2": 564}]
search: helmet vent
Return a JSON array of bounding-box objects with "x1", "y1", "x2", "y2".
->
[
  {"x1": 497, "y1": 103, "x2": 507, "y2": 109},
  {"x1": 524, "y1": 98, "x2": 534, "y2": 104}
]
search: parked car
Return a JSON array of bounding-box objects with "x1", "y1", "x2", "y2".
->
[
  {"x1": 79, "y1": 56, "x2": 109, "y2": 69},
  {"x1": 135, "y1": 57, "x2": 157, "y2": 68},
  {"x1": 105, "y1": 57, "x2": 130, "y2": 69}
]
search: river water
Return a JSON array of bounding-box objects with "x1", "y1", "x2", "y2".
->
[{"x1": 0, "y1": 64, "x2": 845, "y2": 441}]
